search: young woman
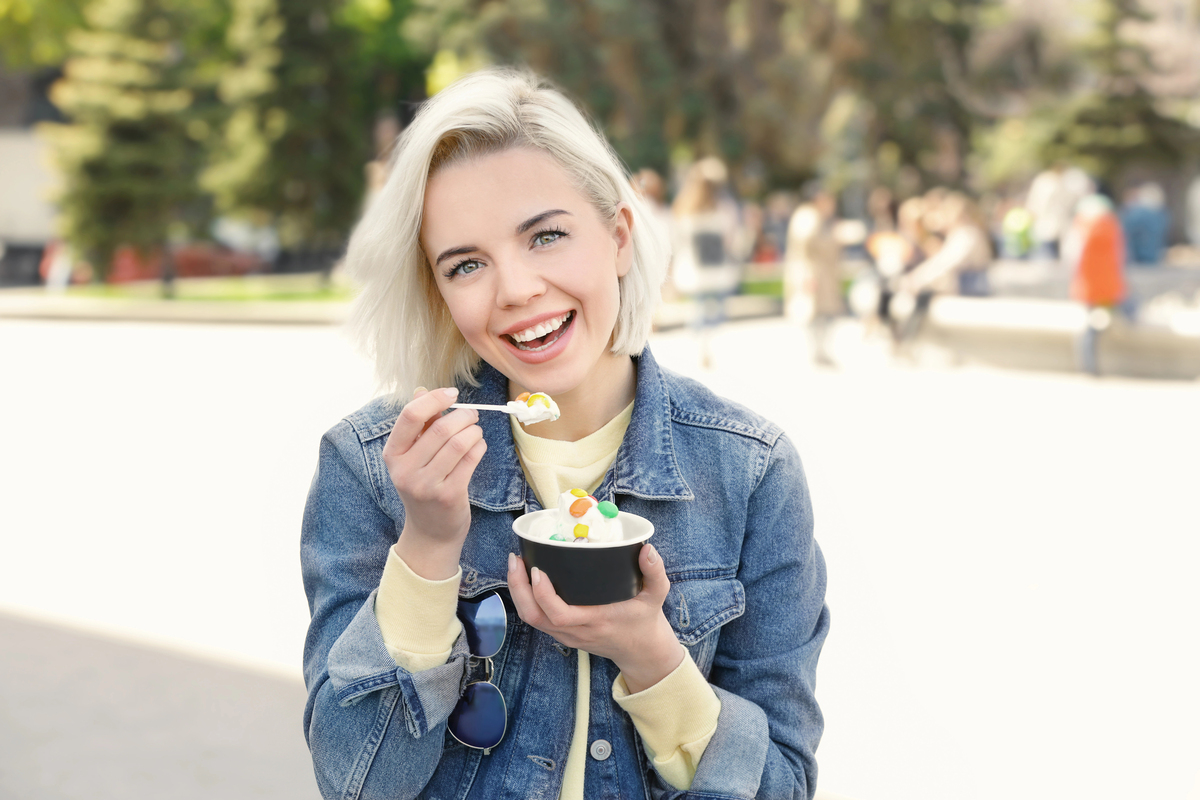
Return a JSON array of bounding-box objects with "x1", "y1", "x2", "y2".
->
[{"x1": 301, "y1": 68, "x2": 829, "y2": 800}]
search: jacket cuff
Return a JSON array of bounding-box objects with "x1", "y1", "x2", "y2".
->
[
  {"x1": 681, "y1": 685, "x2": 770, "y2": 799},
  {"x1": 375, "y1": 547, "x2": 463, "y2": 672},
  {"x1": 613, "y1": 653, "x2": 721, "y2": 790},
  {"x1": 328, "y1": 588, "x2": 470, "y2": 739}
]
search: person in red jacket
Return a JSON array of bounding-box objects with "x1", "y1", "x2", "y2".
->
[{"x1": 1067, "y1": 193, "x2": 1127, "y2": 375}]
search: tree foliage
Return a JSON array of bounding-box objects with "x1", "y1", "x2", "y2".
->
[
  {"x1": 21, "y1": 0, "x2": 1200, "y2": 276},
  {"x1": 40, "y1": 0, "x2": 218, "y2": 279},
  {"x1": 202, "y1": 0, "x2": 372, "y2": 253},
  {"x1": 404, "y1": 0, "x2": 864, "y2": 195},
  {"x1": 0, "y1": 0, "x2": 86, "y2": 68}
]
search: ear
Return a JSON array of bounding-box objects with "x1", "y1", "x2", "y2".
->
[{"x1": 612, "y1": 203, "x2": 635, "y2": 279}]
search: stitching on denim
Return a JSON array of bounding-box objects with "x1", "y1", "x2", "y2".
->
[
  {"x1": 496, "y1": 625, "x2": 543, "y2": 790},
  {"x1": 751, "y1": 432, "x2": 789, "y2": 497},
  {"x1": 666, "y1": 578, "x2": 747, "y2": 645},
  {"x1": 668, "y1": 407, "x2": 783, "y2": 448},
  {"x1": 341, "y1": 687, "x2": 399, "y2": 800},
  {"x1": 361, "y1": 438, "x2": 386, "y2": 508},
  {"x1": 335, "y1": 670, "x2": 400, "y2": 706},
  {"x1": 668, "y1": 568, "x2": 737, "y2": 582},
  {"x1": 527, "y1": 755, "x2": 556, "y2": 771},
  {"x1": 397, "y1": 670, "x2": 427, "y2": 738}
]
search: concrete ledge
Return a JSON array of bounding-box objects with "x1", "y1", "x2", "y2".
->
[
  {"x1": 0, "y1": 288, "x2": 782, "y2": 329},
  {"x1": 652, "y1": 294, "x2": 783, "y2": 330},
  {"x1": 924, "y1": 296, "x2": 1200, "y2": 380},
  {"x1": 0, "y1": 292, "x2": 349, "y2": 325}
]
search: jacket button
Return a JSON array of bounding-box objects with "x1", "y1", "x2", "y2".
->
[{"x1": 589, "y1": 739, "x2": 612, "y2": 761}]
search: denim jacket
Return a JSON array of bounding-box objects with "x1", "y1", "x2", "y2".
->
[{"x1": 301, "y1": 346, "x2": 829, "y2": 800}]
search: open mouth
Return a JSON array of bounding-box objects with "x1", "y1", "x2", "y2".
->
[{"x1": 506, "y1": 311, "x2": 574, "y2": 352}]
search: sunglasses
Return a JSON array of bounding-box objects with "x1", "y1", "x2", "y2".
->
[{"x1": 448, "y1": 591, "x2": 508, "y2": 751}]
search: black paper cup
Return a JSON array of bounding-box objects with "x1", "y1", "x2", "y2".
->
[{"x1": 513, "y1": 509, "x2": 654, "y2": 606}]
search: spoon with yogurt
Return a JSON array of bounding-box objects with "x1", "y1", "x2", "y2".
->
[{"x1": 452, "y1": 391, "x2": 560, "y2": 425}]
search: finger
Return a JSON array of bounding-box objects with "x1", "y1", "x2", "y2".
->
[
  {"x1": 635, "y1": 544, "x2": 671, "y2": 605},
  {"x1": 507, "y1": 554, "x2": 547, "y2": 627},
  {"x1": 442, "y1": 435, "x2": 487, "y2": 493},
  {"x1": 528, "y1": 566, "x2": 578, "y2": 627},
  {"x1": 383, "y1": 387, "x2": 459, "y2": 456},
  {"x1": 421, "y1": 418, "x2": 484, "y2": 485}
]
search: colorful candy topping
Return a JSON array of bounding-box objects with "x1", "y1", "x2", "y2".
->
[
  {"x1": 531, "y1": 488, "x2": 625, "y2": 544},
  {"x1": 507, "y1": 391, "x2": 561, "y2": 425}
]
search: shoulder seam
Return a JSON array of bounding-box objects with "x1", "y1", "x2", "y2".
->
[{"x1": 667, "y1": 404, "x2": 783, "y2": 446}]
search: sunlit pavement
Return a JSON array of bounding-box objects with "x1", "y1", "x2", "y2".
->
[{"x1": 1, "y1": 316, "x2": 1197, "y2": 800}]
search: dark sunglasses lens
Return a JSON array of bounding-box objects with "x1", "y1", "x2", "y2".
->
[
  {"x1": 459, "y1": 593, "x2": 506, "y2": 658},
  {"x1": 448, "y1": 681, "x2": 506, "y2": 750}
]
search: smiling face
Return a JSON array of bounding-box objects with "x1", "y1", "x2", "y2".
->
[{"x1": 421, "y1": 147, "x2": 636, "y2": 431}]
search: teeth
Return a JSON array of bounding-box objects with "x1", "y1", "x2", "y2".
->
[{"x1": 511, "y1": 312, "x2": 570, "y2": 343}]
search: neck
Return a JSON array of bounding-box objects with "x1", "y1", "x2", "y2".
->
[{"x1": 511, "y1": 353, "x2": 636, "y2": 442}]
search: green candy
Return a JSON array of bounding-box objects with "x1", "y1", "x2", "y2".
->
[{"x1": 597, "y1": 501, "x2": 618, "y2": 519}]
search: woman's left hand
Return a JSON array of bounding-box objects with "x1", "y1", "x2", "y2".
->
[{"x1": 507, "y1": 545, "x2": 685, "y2": 694}]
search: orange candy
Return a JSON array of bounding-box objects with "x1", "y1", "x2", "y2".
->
[
  {"x1": 569, "y1": 498, "x2": 594, "y2": 518},
  {"x1": 515, "y1": 392, "x2": 531, "y2": 402}
]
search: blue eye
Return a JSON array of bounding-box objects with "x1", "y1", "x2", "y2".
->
[
  {"x1": 445, "y1": 259, "x2": 482, "y2": 279},
  {"x1": 532, "y1": 228, "x2": 567, "y2": 247}
]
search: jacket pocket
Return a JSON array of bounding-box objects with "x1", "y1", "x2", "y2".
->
[{"x1": 661, "y1": 577, "x2": 745, "y2": 676}]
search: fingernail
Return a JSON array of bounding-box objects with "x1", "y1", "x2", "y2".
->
[
  {"x1": 507, "y1": 553, "x2": 516, "y2": 572},
  {"x1": 412, "y1": 386, "x2": 427, "y2": 398},
  {"x1": 647, "y1": 545, "x2": 658, "y2": 565},
  {"x1": 443, "y1": 387, "x2": 459, "y2": 399},
  {"x1": 531, "y1": 567, "x2": 541, "y2": 586}
]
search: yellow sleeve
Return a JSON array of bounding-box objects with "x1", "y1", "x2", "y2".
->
[
  {"x1": 612, "y1": 653, "x2": 722, "y2": 790},
  {"x1": 373, "y1": 546, "x2": 463, "y2": 673}
]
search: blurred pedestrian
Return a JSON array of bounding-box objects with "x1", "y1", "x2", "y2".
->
[
  {"x1": 1000, "y1": 202, "x2": 1034, "y2": 259},
  {"x1": 670, "y1": 156, "x2": 743, "y2": 367},
  {"x1": 1119, "y1": 182, "x2": 1169, "y2": 266},
  {"x1": 1026, "y1": 163, "x2": 1091, "y2": 259},
  {"x1": 1068, "y1": 193, "x2": 1127, "y2": 375},
  {"x1": 857, "y1": 196, "x2": 925, "y2": 339},
  {"x1": 893, "y1": 192, "x2": 992, "y2": 349},
  {"x1": 786, "y1": 190, "x2": 843, "y2": 365}
]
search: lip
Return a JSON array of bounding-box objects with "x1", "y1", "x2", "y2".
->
[
  {"x1": 501, "y1": 311, "x2": 575, "y2": 364},
  {"x1": 501, "y1": 310, "x2": 574, "y2": 338}
]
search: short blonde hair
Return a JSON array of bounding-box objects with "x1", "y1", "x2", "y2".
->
[{"x1": 344, "y1": 68, "x2": 669, "y2": 406}]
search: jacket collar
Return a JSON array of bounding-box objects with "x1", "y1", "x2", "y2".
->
[{"x1": 465, "y1": 346, "x2": 693, "y2": 512}]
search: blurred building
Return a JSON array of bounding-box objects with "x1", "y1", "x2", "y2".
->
[{"x1": 0, "y1": 66, "x2": 61, "y2": 287}]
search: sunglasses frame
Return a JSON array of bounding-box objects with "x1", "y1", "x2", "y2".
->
[{"x1": 447, "y1": 591, "x2": 508, "y2": 753}]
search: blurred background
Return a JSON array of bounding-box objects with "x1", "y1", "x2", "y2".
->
[{"x1": 1, "y1": 0, "x2": 1198, "y2": 798}]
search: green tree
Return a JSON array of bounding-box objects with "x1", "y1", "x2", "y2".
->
[
  {"x1": 0, "y1": 0, "x2": 85, "y2": 69},
  {"x1": 202, "y1": 0, "x2": 377, "y2": 264},
  {"x1": 404, "y1": 0, "x2": 860, "y2": 197},
  {"x1": 1038, "y1": 0, "x2": 1200, "y2": 186},
  {"x1": 41, "y1": 0, "x2": 214, "y2": 284}
]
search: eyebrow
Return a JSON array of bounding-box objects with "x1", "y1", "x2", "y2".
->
[
  {"x1": 433, "y1": 209, "x2": 573, "y2": 267},
  {"x1": 516, "y1": 209, "x2": 571, "y2": 234}
]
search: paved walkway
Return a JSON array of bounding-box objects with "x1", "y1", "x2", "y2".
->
[
  {"x1": 0, "y1": 612, "x2": 318, "y2": 799},
  {"x1": 1, "y1": 316, "x2": 1197, "y2": 800}
]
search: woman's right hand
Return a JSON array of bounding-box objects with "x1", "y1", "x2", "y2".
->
[{"x1": 382, "y1": 387, "x2": 487, "y2": 579}]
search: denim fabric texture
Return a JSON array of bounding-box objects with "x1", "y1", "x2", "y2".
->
[{"x1": 301, "y1": 346, "x2": 830, "y2": 800}]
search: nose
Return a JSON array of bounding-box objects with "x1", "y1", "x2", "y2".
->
[{"x1": 494, "y1": 255, "x2": 545, "y2": 308}]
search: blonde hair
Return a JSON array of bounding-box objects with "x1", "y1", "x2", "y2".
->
[{"x1": 343, "y1": 68, "x2": 669, "y2": 406}]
